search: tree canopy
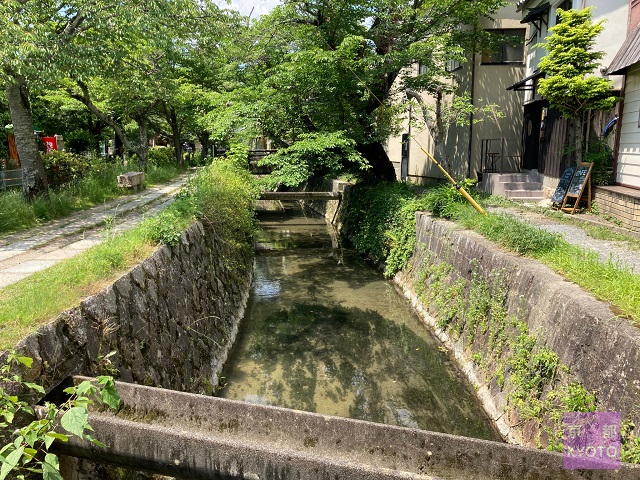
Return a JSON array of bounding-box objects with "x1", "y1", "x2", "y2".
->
[
  {"x1": 537, "y1": 7, "x2": 617, "y2": 162},
  {"x1": 1, "y1": 0, "x2": 509, "y2": 198},
  {"x1": 211, "y1": 0, "x2": 507, "y2": 184}
]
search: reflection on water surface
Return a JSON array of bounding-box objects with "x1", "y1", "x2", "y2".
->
[{"x1": 219, "y1": 207, "x2": 500, "y2": 441}]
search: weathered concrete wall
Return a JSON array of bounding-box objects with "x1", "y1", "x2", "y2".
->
[
  {"x1": 301, "y1": 178, "x2": 350, "y2": 226},
  {"x1": 15, "y1": 220, "x2": 253, "y2": 396},
  {"x1": 52, "y1": 377, "x2": 640, "y2": 480},
  {"x1": 394, "y1": 212, "x2": 640, "y2": 446}
]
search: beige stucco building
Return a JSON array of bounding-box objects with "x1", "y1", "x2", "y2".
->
[{"x1": 386, "y1": 1, "x2": 527, "y2": 185}]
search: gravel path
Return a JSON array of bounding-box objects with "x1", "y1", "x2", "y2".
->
[{"x1": 488, "y1": 207, "x2": 640, "y2": 274}]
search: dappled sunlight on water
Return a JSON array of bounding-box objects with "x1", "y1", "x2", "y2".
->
[{"x1": 218, "y1": 207, "x2": 500, "y2": 441}]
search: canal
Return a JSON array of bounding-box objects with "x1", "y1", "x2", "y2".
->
[{"x1": 218, "y1": 204, "x2": 501, "y2": 441}]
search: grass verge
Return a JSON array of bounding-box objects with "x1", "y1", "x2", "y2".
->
[
  {"x1": 344, "y1": 181, "x2": 640, "y2": 324},
  {"x1": 0, "y1": 157, "x2": 258, "y2": 350}
]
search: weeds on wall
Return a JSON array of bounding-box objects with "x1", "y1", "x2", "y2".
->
[
  {"x1": 415, "y1": 257, "x2": 640, "y2": 459},
  {"x1": 341, "y1": 180, "x2": 480, "y2": 277},
  {"x1": 343, "y1": 180, "x2": 640, "y2": 460}
]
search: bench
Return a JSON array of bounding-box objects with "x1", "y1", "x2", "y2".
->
[{"x1": 117, "y1": 171, "x2": 145, "y2": 190}]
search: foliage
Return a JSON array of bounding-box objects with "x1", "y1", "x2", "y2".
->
[
  {"x1": 0, "y1": 353, "x2": 119, "y2": 480},
  {"x1": 260, "y1": 132, "x2": 369, "y2": 188},
  {"x1": 537, "y1": 7, "x2": 617, "y2": 162},
  {"x1": 341, "y1": 180, "x2": 485, "y2": 277},
  {"x1": 223, "y1": 143, "x2": 251, "y2": 169},
  {"x1": 215, "y1": 0, "x2": 507, "y2": 179},
  {"x1": 340, "y1": 182, "x2": 417, "y2": 274},
  {"x1": 42, "y1": 151, "x2": 91, "y2": 189},
  {"x1": 0, "y1": 160, "x2": 256, "y2": 348},
  {"x1": 583, "y1": 139, "x2": 614, "y2": 186},
  {"x1": 537, "y1": 7, "x2": 616, "y2": 119},
  {"x1": 621, "y1": 421, "x2": 640, "y2": 464},
  {"x1": 421, "y1": 179, "x2": 479, "y2": 219},
  {"x1": 0, "y1": 160, "x2": 180, "y2": 235},
  {"x1": 147, "y1": 147, "x2": 176, "y2": 168}
]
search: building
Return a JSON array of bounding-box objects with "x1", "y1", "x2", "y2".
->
[
  {"x1": 507, "y1": 0, "x2": 627, "y2": 197},
  {"x1": 386, "y1": 1, "x2": 527, "y2": 191},
  {"x1": 599, "y1": 1, "x2": 640, "y2": 230}
]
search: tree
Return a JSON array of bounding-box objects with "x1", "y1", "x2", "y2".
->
[
  {"x1": 537, "y1": 7, "x2": 617, "y2": 163},
  {"x1": 0, "y1": 1, "x2": 192, "y2": 198},
  {"x1": 218, "y1": 0, "x2": 506, "y2": 184}
]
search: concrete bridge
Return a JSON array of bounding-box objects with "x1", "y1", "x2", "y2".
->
[
  {"x1": 259, "y1": 191, "x2": 342, "y2": 201},
  {"x1": 47, "y1": 377, "x2": 639, "y2": 480}
]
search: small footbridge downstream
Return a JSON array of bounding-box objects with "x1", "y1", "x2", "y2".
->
[
  {"x1": 47, "y1": 377, "x2": 637, "y2": 480},
  {"x1": 259, "y1": 191, "x2": 342, "y2": 200}
]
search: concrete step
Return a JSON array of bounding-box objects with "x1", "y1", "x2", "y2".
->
[
  {"x1": 500, "y1": 181, "x2": 543, "y2": 191},
  {"x1": 496, "y1": 173, "x2": 542, "y2": 183},
  {"x1": 505, "y1": 189, "x2": 545, "y2": 200}
]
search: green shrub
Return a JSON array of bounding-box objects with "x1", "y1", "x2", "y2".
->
[
  {"x1": 143, "y1": 209, "x2": 187, "y2": 247},
  {"x1": 147, "y1": 146, "x2": 176, "y2": 167},
  {"x1": 422, "y1": 179, "x2": 479, "y2": 219},
  {"x1": 42, "y1": 150, "x2": 91, "y2": 188},
  {"x1": 65, "y1": 130, "x2": 94, "y2": 153},
  {"x1": 341, "y1": 182, "x2": 415, "y2": 271}
]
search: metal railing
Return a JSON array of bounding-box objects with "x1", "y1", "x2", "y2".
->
[
  {"x1": 480, "y1": 138, "x2": 522, "y2": 173},
  {"x1": 1, "y1": 169, "x2": 22, "y2": 191}
]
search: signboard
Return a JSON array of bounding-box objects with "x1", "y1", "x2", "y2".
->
[
  {"x1": 41, "y1": 136, "x2": 57, "y2": 152},
  {"x1": 567, "y1": 164, "x2": 591, "y2": 196},
  {"x1": 551, "y1": 166, "x2": 575, "y2": 204},
  {"x1": 561, "y1": 162, "x2": 593, "y2": 214}
]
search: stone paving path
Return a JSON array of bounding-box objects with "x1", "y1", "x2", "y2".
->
[
  {"x1": 488, "y1": 206, "x2": 640, "y2": 274},
  {"x1": 0, "y1": 174, "x2": 191, "y2": 288}
]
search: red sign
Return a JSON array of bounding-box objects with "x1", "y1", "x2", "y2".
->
[{"x1": 42, "y1": 137, "x2": 57, "y2": 152}]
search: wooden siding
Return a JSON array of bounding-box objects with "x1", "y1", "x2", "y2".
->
[
  {"x1": 617, "y1": 63, "x2": 640, "y2": 188},
  {"x1": 539, "y1": 106, "x2": 571, "y2": 178}
]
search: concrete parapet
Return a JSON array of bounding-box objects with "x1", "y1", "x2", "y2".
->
[{"x1": 55, "y1": 378, "x2": 640, "y2": 479}]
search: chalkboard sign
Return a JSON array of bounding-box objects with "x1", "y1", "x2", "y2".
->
[
  {"x1": 551, "y1": 166, "x2": 575, "y2": 204},
  {"x1": 560, "y1": 162, "x2": 593, "y2": 214},
  {"x1": 567, "y1": 164, "x2": 591, "y2": 196}
]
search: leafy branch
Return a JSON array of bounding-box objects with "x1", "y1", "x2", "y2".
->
[{"x1": 0, "y1": 353, "x2": 119, "y2": 480}]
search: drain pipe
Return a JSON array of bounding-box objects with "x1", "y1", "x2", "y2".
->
[{"x1": 467, "y1": 52, "x2": 476, "y2": 179}]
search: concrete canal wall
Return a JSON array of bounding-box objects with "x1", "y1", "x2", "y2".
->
[
  {"x1": 393, "y1": 212, "x2": 640, "y2": 447},
  {"x1": 14, "y1": 220, "x2": 253, "y2": 396}
]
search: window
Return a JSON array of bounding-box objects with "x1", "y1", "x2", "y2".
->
[
  {"x1": 555, "y1": 0, "x2": 573, "y2": 25},
  {"x1": 418, "y1": 63, "x2": 429, "y2": 75},
  {"x1": 481, "y1": 29, "x2": 526, "y2": 64}
]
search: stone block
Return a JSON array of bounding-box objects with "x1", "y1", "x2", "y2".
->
[{"x1": 117, "y1": 171, "x2": 145, "y2": 188}]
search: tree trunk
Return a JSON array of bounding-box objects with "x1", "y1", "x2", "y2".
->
[
  {"x1": 357, "y1": 141, "x2": 397, "y2": 182},
  {"x1": 136, "y1": 119, "x2": 149, "y2": 170},
  {"x1": 162, "y1": 102, "x2": 182, "y2": 165},
  {"x1": 575, "y1": 113, "x2": 584, "y2": 164},
  {"x1": 6, "y1": 77, "x2": 48, "y2": 200},
  {"x1": 198, "y1": 131, "x2": 211, "y2": 159}
]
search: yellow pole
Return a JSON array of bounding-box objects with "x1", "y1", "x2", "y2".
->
[{"x1": 417, "y1": 145, "x2": 486, "y2": 216}]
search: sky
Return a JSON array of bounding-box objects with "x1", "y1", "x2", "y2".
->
[{"x1": 224, "y1": 0, "x2": 281, "y2": 19}]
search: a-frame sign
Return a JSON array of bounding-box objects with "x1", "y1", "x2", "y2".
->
[{"x1": 561, "y1": 162, "x2": 593, "y2": 214}]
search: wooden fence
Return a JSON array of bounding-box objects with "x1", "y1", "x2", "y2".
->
[{"x1": 1, "y1": 169, "x2": 22, "y2": 191}]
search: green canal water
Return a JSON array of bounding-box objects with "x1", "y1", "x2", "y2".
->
[{"x1": 218, "y1": 206, "x2": 501, "y2": 441}]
